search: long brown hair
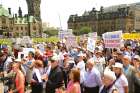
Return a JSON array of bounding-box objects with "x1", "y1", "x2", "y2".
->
[{"x1": 71, "y1": 68, "x2": 80, "y2": 83}]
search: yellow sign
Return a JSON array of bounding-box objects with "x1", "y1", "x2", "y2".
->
[{"x1": 123, "y1": 33, "x2": 140, "y2": 39}]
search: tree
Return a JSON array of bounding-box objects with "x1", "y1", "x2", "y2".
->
[
  {"x1": 73, "y1": 26, "x2": 92, "y2": 36},
  {"x1": 43, "y1": 27, "x2": 59, "y2": 37}
]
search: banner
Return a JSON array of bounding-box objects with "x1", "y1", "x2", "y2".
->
[
  {"x1": 123, "y1": 33, "x2": 140, "y2": 39},
  {"x1": 87, "y1": 37, "x2": 96, "y2": 52},
  {"x1": 103, "y1": 31, "x2": 122, "y2": 48}
]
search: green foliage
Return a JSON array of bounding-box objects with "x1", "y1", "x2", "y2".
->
[
  {"x1": 73, "y1": 26, "x2": 92, "y2": 36},
  {"x1": 0, "y1": 39, "x2": 12, "y2": 46},
  {"x1": 44, "y1": 27, "x2": 59, "y2": 36},
  {"x1": 32, "y1": 37, "x2": 59, "y2": 43}
]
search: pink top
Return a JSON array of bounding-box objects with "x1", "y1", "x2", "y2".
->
[
  {"x1": 15, "y1": 71, "x2": 25, "y2": 93},
  {"x1": 67, "y1": 80, "x2": 81, "y2": 93}
]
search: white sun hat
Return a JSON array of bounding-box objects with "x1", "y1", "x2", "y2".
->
[
  {"x1": 113, "y1": 62, "x2": 123, "y2": 69},
  {"x1": 51, "y1": 53, "x2": 59, "y2": 61}
]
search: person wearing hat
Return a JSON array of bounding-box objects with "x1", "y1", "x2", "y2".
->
[
  {"x1": 44, "y1": 53, "x2": 64, "y2": 93},
  {"x1": 133, "y1": 55, "x2": 140, "y2": 93},
  {"x1": 133, "y1": 55, "x2": 140, "y2": 71},
  {"x1": 60, "y1": 52, "x2": 71, "y2": 88},
  {"x1": 113, "y1": 63, "x2": 128, "y2": 93},
  {"x1": 76, "y1": 52, "x2": 85, "y2": 93},
  {"x1": 93, "y1": 50, "x2": 105, "y2": 75},
  {"x1": 99, "y1": 70, "x2": 118, "y2": 93},
  {"x1": 122, "y1": 55, "x2": 140, "y2": 93}
]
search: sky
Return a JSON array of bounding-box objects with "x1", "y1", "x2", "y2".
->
[{"x1": 1, "y1": 0, "x2": 140, "y2": 29}]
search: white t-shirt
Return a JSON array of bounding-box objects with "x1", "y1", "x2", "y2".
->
[
  {"x1": 76, "y1": 61, "x2": 85, "y2": 83},
  {"x1": 76, "y1": 61, "x2": 85, "y2": 72},
  {"x1": 115, "y1": 74, "x2": 128, "y2": 93}
]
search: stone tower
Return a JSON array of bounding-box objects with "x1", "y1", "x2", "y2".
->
[
  {"x1": 26, "y1": 0, "x2": 41, "y2": 21},
  {"x1": 26, "y1": 0, "x2": 42, "y2": 37}
]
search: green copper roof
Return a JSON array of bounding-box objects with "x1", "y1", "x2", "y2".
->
[
  {"x1": 0, "y1": 5, "x2": 9, "y2": 17},
  {"x1": 14, "y1": 16, "x2": 38, "y2": 24},
  {"x1": 29, "y1": 16, "x2": 38, "y2": 23},
  {"x1": 14, "y1": 17, "x2": 28, "y2": 24}
]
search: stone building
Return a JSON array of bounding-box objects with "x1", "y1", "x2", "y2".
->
[
  {"x1": 0, "y1": 5, "x2": 41, "y2": 38},
  {"x1": 26, "y1": 0, "x2": 41, "y2": 21},
  {"x1": 26, "y1": 0, "x2": 42, "y2": 36},
  {"x1": 68, "y1": 2, "x2": 140, "y2": 35}
]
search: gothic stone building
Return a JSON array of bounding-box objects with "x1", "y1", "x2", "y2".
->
[
  {"x1": 0, "y1": 5, "x2": 41, "y2": 38},
  {"x1": 68, "y1": 2, "x2": 140, "y2": 35}
]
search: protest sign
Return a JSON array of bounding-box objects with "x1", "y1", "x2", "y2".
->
[
  {"x1": 65, "y1": 36, "x2": 78, "y2": 48},
  {"x1": 18, "y1": 48, "x2": 35, "y2": 59},
  {"x1": 58, "y1": 29, "x2": 72, "y2": 39},
  {"x1": 103, "y1": 31, "x2": 122, "y2": 48},
  {"x1": 123, "y1": 33, "x2": 140, "y2": 40},
  {"x1": 87, "y1": 37, "x2": 96, "y2": 52}
]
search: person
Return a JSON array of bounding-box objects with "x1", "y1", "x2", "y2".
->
[
  {"x1": 8, "y1": 62, "x2": 25, "y2": 93},
  {"x1": 113, "y1": 62, "x2": 128, "y2": 93},
  {"x1": 61, "y1": 53, "x2": 72, "y2": 88},
  {"x1": 105, "y1": 59, "x2": 115, "y2": 71},
  {"x1": 34, "y1": 50, "x2": 44, "y2": 62},
  {"x1": 45, "y1": 53, "x2": 64, "y2": 93},
  {"x1": 93, "y1": 50, "x2": 105, "y2": 75},
  {"x1": 122, "y1": 55, "x2": 140, "y2": 93},
  {"x1": 0, "y1": 50, "x2": 13, "y2": 72},
  {"x1": 23, "y1": 51, "x2": 35, "y2": 86},
  {"x1": 99, "y1": 70, "x2": 118, "y2": 93},
  {"x1": 66, "y1": 68, "x2": 81, "y2": 93},
  {"x1": 84, "y1": 58, "x2": 102, "y2": 93},
  {"x1": 133, "y1": 55, "x2": 140, "y2": 93},
  {"x1": 76, "y1": 53, "x2": 85, "y2": 93},
  {"x1": 31, "y1": 60, "x2": 43, "y2": 93}
]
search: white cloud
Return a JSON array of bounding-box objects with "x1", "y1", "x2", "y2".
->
[{"x1": 2, "y1": 0, "x2": 140, "y2": 29}]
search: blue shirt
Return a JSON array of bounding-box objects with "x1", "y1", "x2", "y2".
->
[{"x1": 84, "y1": 67, "x2": 102, "y2": 88}]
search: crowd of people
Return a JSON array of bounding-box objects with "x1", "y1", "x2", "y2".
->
[{"x1": 0, "y1": 39, "x2": 140, "y2": 93}]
